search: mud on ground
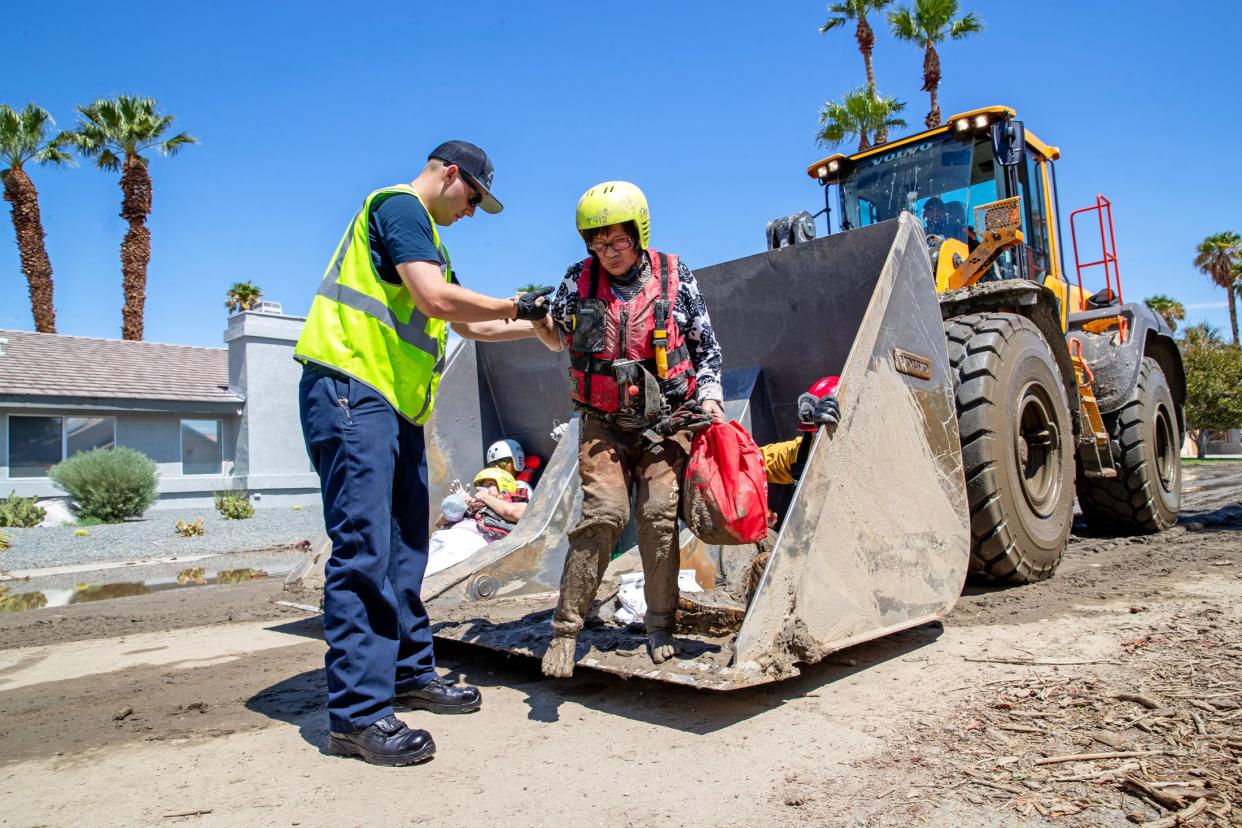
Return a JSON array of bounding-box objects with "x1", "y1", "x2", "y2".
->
[{"x1": 0, "y1": 463, "x2": 1238, "y2": 827}]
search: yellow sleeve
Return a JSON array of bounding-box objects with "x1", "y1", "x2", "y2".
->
[{"x1": 761, "y1": 438, "x2": 801, "y2": 485}]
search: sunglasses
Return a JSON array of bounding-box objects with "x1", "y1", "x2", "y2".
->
[{"x1": 461, "y1": 174, "x2": 484, "y2": 208}]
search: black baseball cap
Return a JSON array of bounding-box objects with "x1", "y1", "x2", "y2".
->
[{"x1": 428, "y1": 140, "x2": 503, "y2": 214}]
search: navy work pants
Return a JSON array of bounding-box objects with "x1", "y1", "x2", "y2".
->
[{"x1": 299, "y1": 363, "x2": 437, "y2": 733}]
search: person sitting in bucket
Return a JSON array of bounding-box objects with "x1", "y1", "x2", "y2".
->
[
  {"x1": 428, "y1": 466, "x2": 531, "y2": 576},
  {"x1": 534, "y1": 180, "x2": 725, "y2": 677}
]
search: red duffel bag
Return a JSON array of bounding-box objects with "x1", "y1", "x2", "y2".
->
[{"x1": 681, "y1": 421, "x2": 769, "y2": 545}]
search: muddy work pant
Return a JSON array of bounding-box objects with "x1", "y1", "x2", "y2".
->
[
  {"x1": 299, "y1": 364, "x2": 437, "y2": 734},
  {"x1": 551, "y1": 414, "x2": 692, "y2": 638}
]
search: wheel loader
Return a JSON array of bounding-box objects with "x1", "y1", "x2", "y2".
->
[{"x1": 285, "y1": 105, "x2": 1184, "y2": 689}]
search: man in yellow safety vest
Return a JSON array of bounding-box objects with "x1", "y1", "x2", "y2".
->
[{"x1": 295, "y1": 140, "x2": 556, "y2": 766}]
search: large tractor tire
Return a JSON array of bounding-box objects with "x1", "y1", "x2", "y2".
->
[
  {"x1": 945, "y1": 313, "x2": 1076, "y2": 583},
  {"x1": 1076, "y1": 357, "x2": 1181, "y2": 533}
]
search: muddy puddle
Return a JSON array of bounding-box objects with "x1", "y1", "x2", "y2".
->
[{"x1": 0, "y1": 566, "x2": 293, "y2": 614}]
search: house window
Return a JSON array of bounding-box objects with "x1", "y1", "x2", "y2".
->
[
  {"x1": 181, "y1": 419, "x2": 222, "y2": 475},
  {"x1": 7, "y1": 415, "x2": 117, "y2": 478},
  {"x1": 9, "y1": 416, "x2": 63, "y2": 478},
  {"x1": 66, "y1": 417, "x2": 116, "y2": 456}
]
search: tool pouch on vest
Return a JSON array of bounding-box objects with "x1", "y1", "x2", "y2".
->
[
  {"x1": 612, "y1": 359, "x2": 668, "y2": 424},
  {"x1": 572, "y1": 299, "x2": 608, "y2": 354}
]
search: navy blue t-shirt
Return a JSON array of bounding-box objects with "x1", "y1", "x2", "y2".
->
[{"x1": 368, "y1": 194, "x2": 454, "y2": 286}]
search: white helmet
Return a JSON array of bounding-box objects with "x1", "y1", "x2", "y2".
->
[
  {"x1": 515, "y1": 480, "x2": 533, "y2": 497},
  {"x1": 486, "y1": 439, "x2": 525, "y2": 472}
]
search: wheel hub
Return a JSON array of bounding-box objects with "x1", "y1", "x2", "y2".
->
[{"x1": 1013, "y1": 383, "x2": 1063, "y2": 518}]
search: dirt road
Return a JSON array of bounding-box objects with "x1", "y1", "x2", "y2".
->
[{"x1": 2, "y1": 464, "x2": 1239, "y2": 827}]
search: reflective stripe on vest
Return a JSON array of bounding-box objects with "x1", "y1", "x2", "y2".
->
[
  {"x1": 565, "y1": 250, "x2": 695, "y2": 413},
  {"x1": 294, "y1": 185, "x2": 450, "y2": 424}
]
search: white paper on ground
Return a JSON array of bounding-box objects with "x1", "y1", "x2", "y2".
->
[{"x1": 614, "y1": 569, "x2": 702, "y2": 626}]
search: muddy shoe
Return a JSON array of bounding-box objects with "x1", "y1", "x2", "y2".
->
[
  {"x1": 542, "y1": 636, "x2": 577, "y2": 678},
  {"x1": 327, "y1": 714, "x2": 435, "y2": 766},
  {"x1": 395, "y1": 677, "x2": 481, "y2": 714},
  {"x1": 648, "y1": 630, "x2": 678, "y2": 664}
]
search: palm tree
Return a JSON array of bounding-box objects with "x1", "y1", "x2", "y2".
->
[
  {"x1": 1144, "y1": 294, "x2": 1185, "y2": 332},
  {"x1": 820, "y1": 0, "x2": 895, "y2": 142},
  {"x1": 888, "y1": 0, "x2": 984, "y2": 128},
  {"x1": 66, "y1": 96, "x2": 197, "y2": 341},
  {"x1": 818, "y1": 88, "x2": 907, "y2": 152},
  {"x1": 225, "y1": 281, "x2": 263, "y2": 314},
  {"x1": 1193, "y1": 231, "x2": 1242, "y2": 346},
  {"x1": 0, "y1": 104, "x2": 73, "y2": 333}
]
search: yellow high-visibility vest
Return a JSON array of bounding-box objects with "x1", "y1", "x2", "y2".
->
[{"x1": 295, "y1": 185, "x2": 450, "y2": 424}]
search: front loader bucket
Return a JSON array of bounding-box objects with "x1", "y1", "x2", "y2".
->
[{"x1": 286, "y1": 214, "x2": 970, "y2": 689}]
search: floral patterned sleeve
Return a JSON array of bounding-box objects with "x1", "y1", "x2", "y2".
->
[
  {"x1": 673, "y1": 261, "x2": 724, "y2": 403},
  {"x1": 547, "y1": 261, "x2": 583, "y2": 337}
]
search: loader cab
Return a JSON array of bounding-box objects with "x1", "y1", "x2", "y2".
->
[{"x1": 807, "y1": 106, "x2": 1071, "y2": 323}]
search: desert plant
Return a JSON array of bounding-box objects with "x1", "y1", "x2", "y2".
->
[
  {"x1": 0, "y1": 531, "x2": 9, "y2": 550},
  {"x1": 818, "y1": 88, "x2": 907, "y2": 151},
  {"x1": 225, "y1": 281, "x2": 263, "y2": 314},
  {"x1": 73, "y1": 528, "x2": 88, "y2": 538},
  {"x1": 65, "y1": 96, "x2": 197, "y2": 340},
  {"x1": 0, "y1": 490, "x2": 46, "y2": 528},
  {"x1": 175, "y1": 520, "x2": 205, "y2": 538},
  {"x1": 214, "y1": 489, "x2": 255, "y2": 520},
  {"x1": 888, "y1": 0, "x2": 984, "y2": 128},
  {"x1": 1, "y1": 103, "x2": 73, "y2": 333},
  {"x1": 820, "y1": 0, "x2": 895, "y2": 142},
  {"x1": 1143, "y1": 294, "x2": 1185, "y2": 332},
  {"x1": 49, "y1": 447, "x2": 158, "y2": 523},
  {"x1": 1193, "y1": 231, "x2": 1242, "y2": 346}
]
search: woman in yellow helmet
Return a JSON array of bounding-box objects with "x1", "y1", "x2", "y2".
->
[{"x1": 537, "y1": 180, "x2": 725, "y2": 678}]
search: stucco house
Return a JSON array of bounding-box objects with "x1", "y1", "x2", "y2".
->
[{"x1": 0, "y1": 307, "x2": 318, "y2": 509}]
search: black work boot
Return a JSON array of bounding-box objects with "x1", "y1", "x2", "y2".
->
[
  {"x1": 395, "y1": 677, "x2": 482, "y2": 714},
  {"x1": 327, "y1": 714, "x2": 435, "y2": 766}
]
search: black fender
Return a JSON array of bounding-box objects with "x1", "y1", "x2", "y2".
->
[
  {"x1": 939, "y1": 281, "x2": 1081, "y2": 438},
  {"x1": 1067, "y1": 303, "x2": 1186, "y2": 436}
]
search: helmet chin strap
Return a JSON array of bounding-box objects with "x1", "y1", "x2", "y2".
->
[{"x1": 605, "y1": 250, "x2": 645, "y2": 286}]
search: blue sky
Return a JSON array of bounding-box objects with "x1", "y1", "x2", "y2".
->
[{"x1": 2, "y1": 0, "x2": 1240, "y2": 346}]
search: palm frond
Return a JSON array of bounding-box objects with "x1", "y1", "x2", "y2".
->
[
  {"x1": 949, "y1": 11, "x2": 984, "y2": 37},
  {"x1": 887, "y1": 8, "x2": 921, "y2": 41},
  {"x1": 69, "y1": 95, "x2": 196, "y2": 167},
  {"x1": 0, "y1": 103, "x2": 66, "y2": 171},
  {"x1": 159, "y1": 132, "x2": 199, "y2": 157}
]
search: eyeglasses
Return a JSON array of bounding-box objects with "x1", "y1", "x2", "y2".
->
[{"x1": 588, "y1": 237, "x2": 634, "y2": 254}]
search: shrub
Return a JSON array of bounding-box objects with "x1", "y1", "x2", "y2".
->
[
  {"x1": 49, "y1": 447, "x2": 158, "y2": 523},
  {"x1": 214, "y1": 489, "x2": 255, "y2": 520},
  {"x1": 0, "y1": 531, "x2": 9, "y2": 551},
  {"x1": 175, "y1": 519, "x2": 205, "y2": 537},
  {"x1": 0, "y1": 491, "x2": 46, "y2": 528}
]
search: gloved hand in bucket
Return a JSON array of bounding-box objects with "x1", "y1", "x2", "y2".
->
[{"x1": 681, "y1": 421, "x2": 769, "y2": 545}]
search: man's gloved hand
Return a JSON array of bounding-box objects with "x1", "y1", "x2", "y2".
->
[
  {"x1": 811, "y1": 393, "x2": 840, "y2": 427},
  {"x1": 797, "y1": 392, "x2": 841, "y2": 428},
  {"x1": 550, "y1": 421, "x2": 570, "y2": 442},
  {"x1": 515, "y1": 286, "x2": 554, "y2": 321}
]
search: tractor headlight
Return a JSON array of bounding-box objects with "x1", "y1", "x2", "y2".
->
[
  {"x1": 955, "y1": 118, "x2": 970, "y2": 132},
  {"x1": 828, "y1": 159, "x2": 840, "y2": 173},
  {"x1": 974, "y1": 114, "x2": 989, "y2": 129},
  {"x1": 817, "y1": 165, "x2": 829, "y2": 179}
]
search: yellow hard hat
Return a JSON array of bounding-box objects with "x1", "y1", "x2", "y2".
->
[
  {"x1": 575, "y1": 181, "x2": 650, "y2": 250},
  {"x1": 473, "y1": 467, "x2": 517, "y2": 494}
]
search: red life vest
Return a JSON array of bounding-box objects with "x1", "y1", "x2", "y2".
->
[{"x1": 566, "y1": 250, "x2": 695, "y2": 414}]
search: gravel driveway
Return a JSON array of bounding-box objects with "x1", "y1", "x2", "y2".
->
[{"x1": 1, "y1": 507, "x2": 324, "y2": 572}]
